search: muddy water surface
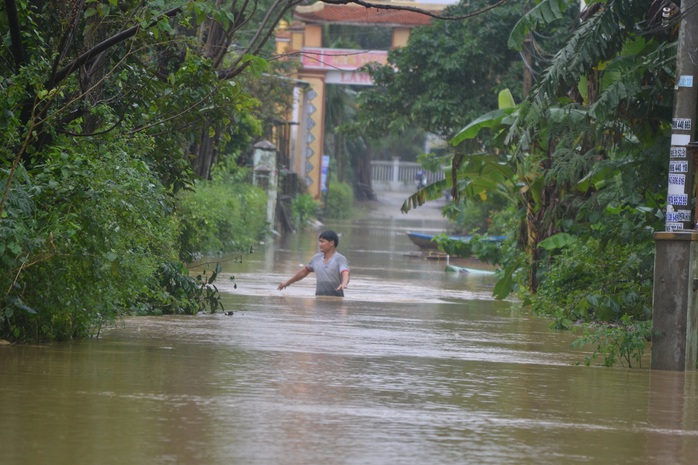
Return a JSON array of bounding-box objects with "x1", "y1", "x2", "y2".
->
[{"x1": 2, "y1": 207, "x2": 698, "y2": 465}]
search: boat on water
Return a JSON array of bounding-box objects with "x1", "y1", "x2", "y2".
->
[
  {"x1": 444, "y1": 264, "x2": 496, "y2": 275},
  {"x1": 406, "y1": 232, "x2": 506, "y2": 249},
  {"x1": 406, "y1": 232, "x2": 464, "y2": 249}
]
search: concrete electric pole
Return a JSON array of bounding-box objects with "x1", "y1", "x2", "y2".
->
[
  {"x1": 652, "y1": 0, "x2": 698, "y2": 371},
  {"x1": 664, "y1": 0, "x2": 698, "y2": 231}
]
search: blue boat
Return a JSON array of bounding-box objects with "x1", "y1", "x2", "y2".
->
[{"x1": 406, "y1": 232, "x2": 505, "y2": 250}]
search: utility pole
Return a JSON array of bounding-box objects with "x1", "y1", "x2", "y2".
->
[
  {"x1": 664, "y1": 0, "x2": 698, "y2": 231},
  {"x1": 652, "y1": 0, "x2": 698, "y2": 370}
]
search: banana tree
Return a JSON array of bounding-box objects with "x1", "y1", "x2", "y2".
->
[{"x1": 402, "y1": 87, "x2": 600, "y2": 297}]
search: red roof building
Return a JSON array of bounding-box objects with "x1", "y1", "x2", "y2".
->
[
  {"x1": 293, "y1": 2, "x2": 438, "y2": 27},
  {"x1": 273, "y1": 1, "x2": 448, "y2": 200}
]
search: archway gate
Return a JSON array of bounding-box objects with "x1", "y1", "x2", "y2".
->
[{"x1": 274, "y1": 1, "x2": 444, "y2": 198}]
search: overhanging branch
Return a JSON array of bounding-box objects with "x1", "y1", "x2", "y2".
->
[
  {"x1": 325, "y1": 0, "x2": 512, "y2": 21},
  {"x1": 48, "y1": 6, "x2": 183, "y2": 90}
]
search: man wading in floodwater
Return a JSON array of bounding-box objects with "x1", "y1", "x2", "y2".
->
[{"x1": 278, "y1": 230, "x2": 350, "y2": 297}]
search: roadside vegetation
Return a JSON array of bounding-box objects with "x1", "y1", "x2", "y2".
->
[
  {"x1": 0, "y1": 1, "x2": 283, "y2": 342},
  {"x1": 358, "y1": 0, "x2": 673, "y2": 367},
  {"x1": 0, "y1": 0, "x2": 678, "y2": 366}
]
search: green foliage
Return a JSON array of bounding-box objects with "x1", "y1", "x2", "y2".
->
[
  {"x1": 322, "y1": 181, "x2": 354, "y2": 220},
  {"x1": 508, "y1": 0, "x2": 575, "y2": 50},
  {"x1": 291, "y1": 194, "x2": 321, "y2": 229},
  {"x1": 358, "y1": 0, "x2": 525, "y2": 139},
  {"x1": 0, "y1": 166, "x2": 40, "y2": 340},
  {"x1": 572, "y1": 316, "x2": 652, "y2": 368},
  {"x1": 134, "y1": 261, "x2": 224, "y2": 316},
  {"x1": 442, "y1": 192, "x2": 512, "y2": 236},
  {"x1": 538, "y1": 232, "x2": 577, "y2": 251},
  {"x1": 1, "y1": 135, "x2": 179, "y2": 341},
  {"x1": 176, "y1": 165, "x2": 267, "y2": 260},
  {"x1": 0, "y1": 0, "x2": 299, "y2": 342},
  {"x1": 434, "y1": 234, "x2": 505, "y2": 264},
  {"x1": 533, "y1": 233, "x2": 654, "y2": 328},
  {"x1": 510, "y1": 0, "x2": 670, "y2": 140}
]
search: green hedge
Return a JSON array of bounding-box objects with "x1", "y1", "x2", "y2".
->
[
  {"x1": 322, "y1": 181, "x2": 353, "y2": 220},
  {"x1": 1, "y1": 136, "x2": 179, "y2": 341},
  {"x1": 176, "y1": 167, "x2": 268, "y2": 260}
]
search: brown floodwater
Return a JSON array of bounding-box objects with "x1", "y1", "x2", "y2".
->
[{"x1": 2, "y1": 212, "x2": 698, "y2": 465}]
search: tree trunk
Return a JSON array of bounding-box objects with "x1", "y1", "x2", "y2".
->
[
  {"x1": 353, "y1": 143, "x2": 376, "y2": 201},
  {"x1": 193, "y1": 128, "x2": 216, "y2": 179},
  {"x1": 190, "y1": 2, "x2": 232, "y2": 178}
]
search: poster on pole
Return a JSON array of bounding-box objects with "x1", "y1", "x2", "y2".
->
[{"x1": 321, "y1": 155, "x2": 330, "y2": 193}]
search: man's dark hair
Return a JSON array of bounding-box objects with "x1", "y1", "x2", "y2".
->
[{"x1": 319, "y1": 230, "x2": 339, "y2": 248}]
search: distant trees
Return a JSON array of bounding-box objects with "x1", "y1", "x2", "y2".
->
[{"x1": 357, "y1": 0, "x2": 528, "y2": 141}]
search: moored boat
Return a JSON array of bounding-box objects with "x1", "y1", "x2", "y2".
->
[
  {"x1": 444, "y1": 264, "x2": 496, "y2": 275},
  {"x1": 406, "y1": 232, "x2": 505, "y2": 249}
]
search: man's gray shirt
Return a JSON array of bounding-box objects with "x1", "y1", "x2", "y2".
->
[{"x1": 307, "y1": 252, "x2": 350, "y2": 296}]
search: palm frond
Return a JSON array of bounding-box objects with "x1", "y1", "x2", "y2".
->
[
  {"x1": 510, "y1": 0, "x2": 648, "y2": 141},
  {"x1": 401, "y1": 178, "x2": 449, "y2": 213},
  {"x1": 589, "y1": 40, "x2": 676, "y2": 120},
  {"x1": 508, "y1": 0, "x2": 576, "y2": 51}
]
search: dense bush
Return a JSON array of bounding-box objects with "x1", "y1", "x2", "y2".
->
[
  {"x1": 1, "y1": 143, "x2": 268, "y2": 341},
  {"x1": 176, "y1": 165, "x2": 268, "y2": 260},
  {"x1": 527, "y1": 203, "x2": 657, "y2": 367},
  {"x1": 532, "y1": 238, "x2": 654, "y2": 329},
  {"x1": 1, "y1": 136, "x2": 179, "y2": 341},
  {"x1": 322, "y1": 180, "x2": 353, "y2": 220},
  {"x1": 291, "y1": 193, "x2": 321, "y2": 229}
]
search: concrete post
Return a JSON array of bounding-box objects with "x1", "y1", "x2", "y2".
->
[
  {"x1": 253, "y1": 140, "x2": 278, "y2": 230},
  {"x1": 652, "y1": 0, "x2": 698, "y2": 370},
  {"x1": 391, "y1": 157, "x2": 400, "y2": 190},
  {"x1": 664, "y1": 0, "x2": 698, "y2": 231},
  {"x1": 651, "y1": 231, "x2": 698, "y2": 370}
]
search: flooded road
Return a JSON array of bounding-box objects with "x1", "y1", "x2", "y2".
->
[{"x1": 2, "y1": 194, "x2": 698, "y2": 465}]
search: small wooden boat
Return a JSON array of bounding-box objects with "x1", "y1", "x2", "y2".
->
[{"x1": 406, "y1": 232, "x2": 506, "y2": 249}]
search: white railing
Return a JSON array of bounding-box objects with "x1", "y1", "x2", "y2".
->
[{"x1": 371, "y1": 159, "x2": 444, "y2": 191}]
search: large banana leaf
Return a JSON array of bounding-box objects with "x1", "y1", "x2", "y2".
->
[
  {"x1": 450, "y1": 107, "x2": 517, "y2": 146},
  {"x1": 508, "y1": 0, "x2": 575, "y2": 51},
  {"x1": 401, "y1": 178, "x2": 450, "y2": 213}
]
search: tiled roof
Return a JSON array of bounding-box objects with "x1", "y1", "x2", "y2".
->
[{"x1": 293, "y1": 2, "x2": 438, "y2": 27}]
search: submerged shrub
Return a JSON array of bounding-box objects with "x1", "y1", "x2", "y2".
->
[
  {"x1": 322, "y1": 180, "x2": 353, "y2": 219},
  {"x1": 291, "y1": 193, "x2": 321, "y2": 229},
  {"x1": 532, "y1": 237, "x2": 653, "y2": 328},
  {"x1": 1, "y1": 135, "x2": 179, "y2": 341},
  {"x1": 572, "y1": 316, "x2": 652, "y2": 368},
  {"x1": 133, "y1": 260, "x2": 224, "y2": 316},
  {"x1": 176, "y1": 165, "x2": 267, "y2": 260}
]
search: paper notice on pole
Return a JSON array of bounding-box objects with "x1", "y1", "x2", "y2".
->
[
  {"x1": 668, "y1": 194, "x2": 689, "y2": 205},
  {"x1": 669, "y1": 161, "x2": 689, "y2": 172},
  {"x1": 666, "y1": 210, "x2": 691, "y2": 222},
  {"x1": 671, "y1": 146, "x2": 687, "y2": 158},
  {"x1": 678, "y1": 75, "x2": 694, "y2": 87},
  {"x1": 668, "y1": 173, "x2": 686, "y2": 195},
  {"x1": 671, "y1": 134, "x2": 691, "y2": 146},
  {"x1": 672, "y1": 118, "x2": 692, "y2": 130}
]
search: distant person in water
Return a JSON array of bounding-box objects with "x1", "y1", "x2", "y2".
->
[{"x1": 278, "y1": 230, "x2": 350, "y2": 297}]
